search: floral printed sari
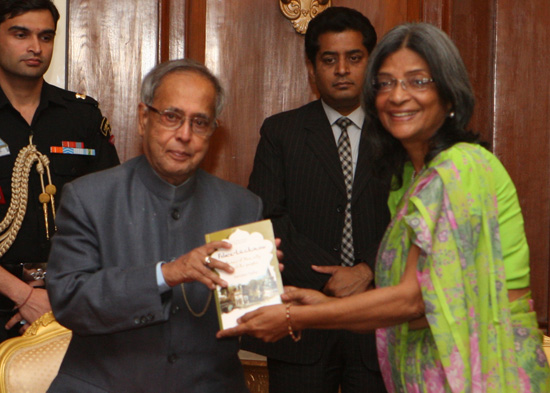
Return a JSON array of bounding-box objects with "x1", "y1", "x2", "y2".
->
[{"x1": 375, "y1": 143, "x2": 550, "y2": 392}]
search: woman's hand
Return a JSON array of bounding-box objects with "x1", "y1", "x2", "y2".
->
[{"x1": 216, "y1": 287, "x2": 333, "y2": 342}]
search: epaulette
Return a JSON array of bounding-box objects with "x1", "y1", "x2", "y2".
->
[
  {"x1": 60, "y1": 90, "x2": 99, "y2": 107},
  {"x1": 59, "y1": 90, "x2": 112, "y2": 139}
]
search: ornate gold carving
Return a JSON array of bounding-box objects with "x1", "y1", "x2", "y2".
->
[
  {"x1": 242, "y1": 359, "x2": 269, "y2": 393},
  {"x1": 279, "y1": 0, "x2": 331, "y2": 34},
  {"x1": 23, "y1": 311, "x2": 57, "y2": 336},
  {"x1": 544, "y1": 335, "x2": 550, "y2": 366},
  {"x1": 0, "y1": 311, "x2": 72, "y2": 393}
]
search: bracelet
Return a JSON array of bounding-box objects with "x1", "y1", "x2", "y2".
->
[
  {"x1": 285, "y1": 303, "x2": 302, "y2": 342},
  {"x1": 17, "y1": 287, "x2": 33, "y2": 309}
]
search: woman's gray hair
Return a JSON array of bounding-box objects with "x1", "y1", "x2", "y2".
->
[
  {"x1": 140, "y1": 58, "x2": 225, "y2": 119},
  {"x1": 363, "y1": 22, "x2": 474, "y2": 131}
]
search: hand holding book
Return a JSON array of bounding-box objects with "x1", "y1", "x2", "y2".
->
[{"x1": 205, "y1": 219, "x2": 284, "y2": 330}]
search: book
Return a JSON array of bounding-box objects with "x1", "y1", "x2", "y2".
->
[{"x1": 205, "y1": 219, "x2": 283, "y2": 330}]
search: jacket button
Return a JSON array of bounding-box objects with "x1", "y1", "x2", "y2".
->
[
  {"x1": 336, "y1": 205, "x2": 344, "y2": 213},
  {"x1": 134, "y1": 317, "x2": 141, "y2": 325},
  {"x1": 168, "y1": 354, "x2": 178, "y2": 364},
  {"x1": 332, "y1": 245, "x2": 340, "y2": 252},
  {"x1": 171, "y1": 209, "x2": 180, "y2": 220},
  {"x1": 171, "y1": 306, "x2": 180, "y2": 315}
]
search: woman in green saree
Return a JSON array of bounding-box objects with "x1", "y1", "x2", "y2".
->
[{"x1": 218, "y1": 23, "x2": 550, "y2": 392}]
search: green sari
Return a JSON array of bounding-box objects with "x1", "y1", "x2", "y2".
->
[{"x1": 375, "y1": 143, "x2": 550, "y2": 392}]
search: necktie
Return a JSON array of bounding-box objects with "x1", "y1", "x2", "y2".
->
[{"x1": 336, "y1": 117, "x2": 354, "y2": 267}]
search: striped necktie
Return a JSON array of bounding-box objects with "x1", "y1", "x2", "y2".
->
[{"x1": 336, "y1": 117, "x2": 354, "y2": 266}]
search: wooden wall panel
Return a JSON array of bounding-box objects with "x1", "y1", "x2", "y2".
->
[
  {"x1": 159, "y1": 0, "x2": 186, "y2": 62},
  {"x1": 422, "y1": 0, "x2": 449, "y2": 30},
  {"x1": 491, "y1": 0, "x2": 550, "y2": 330},
  {"x1": 201, "y1": 0, "x2": 311, "y2": 185},
  {"x1": 67, "y1": 0, "x2": 160, "y2": 163},
  {"x1": 183, "y1": 0, "x2": 206, "y2": 62},
  {"x1": 448, "y1": 1, "x2": 495, "y2": 146}
]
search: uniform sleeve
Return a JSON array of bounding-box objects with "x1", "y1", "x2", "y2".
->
[{"x1": 87, "y1": 104, "x2": 120, "y2": 171}]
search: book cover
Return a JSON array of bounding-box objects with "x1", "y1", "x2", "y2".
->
[{"x1": 205, "y1": 219, "x2": 283, "y2": 330}]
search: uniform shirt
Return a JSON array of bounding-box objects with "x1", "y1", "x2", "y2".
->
[{"x1": 0, "y1": 82, "x2": 119, "y2": 308}]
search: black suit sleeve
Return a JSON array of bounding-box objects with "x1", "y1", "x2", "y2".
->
[{"x1": 249, "y1": 120, "x2": 340, "y2": 290}]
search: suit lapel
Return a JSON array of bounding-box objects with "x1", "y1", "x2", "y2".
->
[{"x1": 304, "y1": 101, "x2": 346, "y2": 196}]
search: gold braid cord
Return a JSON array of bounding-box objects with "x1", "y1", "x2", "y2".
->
[{"x1": 0, "y1": 136, "x2": 56, "y2": 258}]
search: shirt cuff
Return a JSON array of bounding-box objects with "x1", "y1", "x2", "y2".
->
[{"x1": 156, "y1": 261, "x2": 171, "y2": 294}]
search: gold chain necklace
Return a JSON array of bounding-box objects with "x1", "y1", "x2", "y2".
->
[{"x1": 180, "y1": 283, "x2": 212, "y2": 318}]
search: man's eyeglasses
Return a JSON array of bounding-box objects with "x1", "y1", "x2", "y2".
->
[
  {"x1": 372, "y1": 76, "x2": 435, "y2": 93},
  {"x1": 146, "y1": 105, "x2": 216, "y2": 137}
]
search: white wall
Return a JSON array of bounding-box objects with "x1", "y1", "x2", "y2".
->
[{"x1": 44, "y1": 0, "x2": 66, "y2": 88}]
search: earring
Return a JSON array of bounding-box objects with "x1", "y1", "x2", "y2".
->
[{"x1": 449, "y1": 111, "x2": 455, "y2": 119}]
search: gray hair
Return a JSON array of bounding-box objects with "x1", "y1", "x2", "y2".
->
[
  {"x1": 140, "y1": 58, "x2": 225, "y2": 119},
  {"x1": 363, "y1": 22, "x2": 474, "y2": 131}
]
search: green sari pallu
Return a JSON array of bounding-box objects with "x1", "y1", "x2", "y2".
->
[{"x1": 375, "y1": 143, "x2": 550, "y2": 392}]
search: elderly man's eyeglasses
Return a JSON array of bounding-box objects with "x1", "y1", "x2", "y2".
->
[
  {"x1": 373, "y1": 76, "x2": 434, "y2": 93},
  {"x1": 146, "y1": 105, "x2": 216, "y2": 137}
]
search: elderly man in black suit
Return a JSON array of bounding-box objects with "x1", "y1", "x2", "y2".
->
[{"x1": 242, "y1": 6, "x2": 390, "y2": 393}]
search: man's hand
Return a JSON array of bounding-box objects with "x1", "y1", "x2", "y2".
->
[
  {"x1": 6, "y1": 287, "x2": 51, "y2": 334},
  {"x1": 161, "y1": 241, "x2": 235, "y2": 290},
  {"x1": 282, "y1": 286, "x2": 332, "y2": 306},
  {"x1": 312, "y1": 262, "x2": 374, "y2": 297}
]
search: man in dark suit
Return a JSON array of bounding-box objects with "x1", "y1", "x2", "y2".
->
[{"x1": 243, "y1": 7, "x2": 390, "y2": 393}]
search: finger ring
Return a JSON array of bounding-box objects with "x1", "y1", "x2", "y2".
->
[
  {"x1": 204, "y1": 256, "x2": 211, "y2": 265},
  {"x1": 20, "y1": 319, "x2": 27, "y2": 325}
]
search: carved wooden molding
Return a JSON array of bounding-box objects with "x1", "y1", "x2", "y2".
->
[{"x1": 279, "y1": 0, "x2": 332, "y2": 34}]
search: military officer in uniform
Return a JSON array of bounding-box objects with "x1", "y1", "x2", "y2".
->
[{"x1": 0, "y1": 0, "x2": 119, "y2": 341}]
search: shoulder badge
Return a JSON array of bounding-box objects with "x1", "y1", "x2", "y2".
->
[
  {"x1": 60, "y1": 89, "x2": 99, "y2": 107},
  {"x1": 100, "y1": 117, "x2": 112, "y2": 138}
]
